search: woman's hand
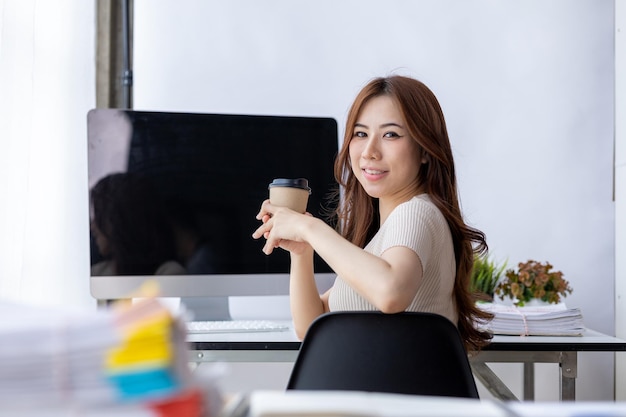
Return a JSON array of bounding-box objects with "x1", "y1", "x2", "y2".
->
[{"x1": 252, "y1": 199, "x2": 312, "y2": 255}]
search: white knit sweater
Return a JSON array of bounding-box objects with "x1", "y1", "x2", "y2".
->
[{"x1": 327, "y1": 194, "x2": 458, "y2": 325}]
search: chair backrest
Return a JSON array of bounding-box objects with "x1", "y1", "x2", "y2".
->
[{"x1": 287, "y1": 311, "x2": 479, "y2": 398}]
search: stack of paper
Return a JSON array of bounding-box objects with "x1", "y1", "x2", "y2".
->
[
  {"x1": 0, "y1": 298, "x2": 221, "y2": 416},
  {"x1": 240, "y1": 390, "x2": 626, "y2": 417},
  {"x1": 245, "y1": 390, "x2": 507, "y2": 417},
  {"x1": 476, "y1": 302, "x2": 585, "y2": 336}
]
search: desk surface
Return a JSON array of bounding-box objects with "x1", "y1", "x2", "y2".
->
[
  {"x1": 188, "y1": 323, "x2": 626, "y2": 402},
  {"x1": 187, "y1": 323, "x2": 626, "y2": 352}
]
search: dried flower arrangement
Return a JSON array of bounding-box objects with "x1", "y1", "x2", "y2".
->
[{"x1": 494, "y1": 260, "x2": 573, "y2": 306}]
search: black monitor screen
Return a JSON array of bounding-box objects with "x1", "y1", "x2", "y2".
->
[{"x1": 87, "y1": 109, "x2": 338, "y2": 279}]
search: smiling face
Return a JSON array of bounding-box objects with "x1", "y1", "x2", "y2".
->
[{"x1": 349, "y1": 94, "x2": 425, "y2": 214}]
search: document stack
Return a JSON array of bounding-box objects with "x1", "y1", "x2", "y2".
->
[
  {"x1": 476, "y1": 302, "x2": 585, "y2": 336},
  {"x1": 243, "y1": 390, "x2": 507, "y2": 417},
  {"x1": 0, "y1": 297, "x2": 222, "y2": 416}
]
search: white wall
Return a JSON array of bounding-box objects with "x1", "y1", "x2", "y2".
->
[
  {"x1": 134, "y1": 0, "x2": 615, "y2": 401},
  {"x1": 615, "y1": 0, "x2": 626, "y2": 401},
  {"x1": 0, "y1": 0, "x2": 617, "y2": 402},
  {"x1": 0, "y1": 0, "x2": 95, "y2": 309}
]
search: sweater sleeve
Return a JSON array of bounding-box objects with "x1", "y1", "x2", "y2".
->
[{"x1": 378, "y1": 197, "x2": 439, "y2": 272}]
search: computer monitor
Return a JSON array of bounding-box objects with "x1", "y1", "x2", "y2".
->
[{"x1": 87, "y1": 109, "x2": 338, "y2": 316}]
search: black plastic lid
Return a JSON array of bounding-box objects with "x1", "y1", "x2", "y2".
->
[{"x1": 268, "y1": 178, "x2": 311, "y2": 193}]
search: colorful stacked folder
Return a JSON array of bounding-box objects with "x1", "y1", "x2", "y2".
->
[{"x1": 0, "y1": 297, "x2": 221, "y2": 416}]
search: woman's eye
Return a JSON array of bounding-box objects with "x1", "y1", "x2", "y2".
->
[
  {"x1": 383, "y1": 131, "x2": 401, "y2": 139},
  {"x1": 353, "y1": 131, "x2": 367, "y2": 138}
]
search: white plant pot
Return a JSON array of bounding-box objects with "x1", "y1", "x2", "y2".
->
[{"x1": 523, "y1": 298, "x2": 551, "y2": 307}]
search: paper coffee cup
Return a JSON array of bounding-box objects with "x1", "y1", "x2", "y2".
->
[{"x1": 268, "y1": 178, "x2": 311, "y2": 213}]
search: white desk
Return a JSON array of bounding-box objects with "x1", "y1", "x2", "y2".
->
[
  {"x1": 470, "y1": 329, "x2": 626, "y2": 401},
  {"x1": 187, "y1": 325, "x2": 626, "y2": 401}
]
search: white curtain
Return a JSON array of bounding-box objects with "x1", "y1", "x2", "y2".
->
[{"x1": 0, "y1": 0, "x2": 95, "y2": 308}]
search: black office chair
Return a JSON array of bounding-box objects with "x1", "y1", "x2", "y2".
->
[{"x1": 287, "y1": 311, "x2": 479, "y2": 398}]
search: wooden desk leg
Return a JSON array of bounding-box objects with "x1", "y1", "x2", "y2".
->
[
  {"x1": 560, "y1": 351, "x2": 577, "y2": 401},
  {"x1": 523, "y1": 362, "x2": 535, "y2": 401}
]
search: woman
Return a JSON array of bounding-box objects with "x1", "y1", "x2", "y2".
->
[{"x1": 253, "y1": 75, "x2": 492, "y2": 351}]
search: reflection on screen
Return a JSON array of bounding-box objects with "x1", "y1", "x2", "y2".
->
[{"x1": 87, "y1": 109, "x2": 338, "y2": 278}]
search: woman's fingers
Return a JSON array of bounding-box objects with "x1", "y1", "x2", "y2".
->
[
  {"x1": 254, "y1": 202, "x2": 306, "y2": 255},
  {"x1": 262, "y1": 231, "x2": 283, "y2": 255},
  {"x1": 254, "y1": 202, "x2": 276, "y2": 240},
  {"x1": 252, "y1": 221, "x2": 269, "y2": 239},
  {"x1": 255, "y1": 199, "x2": 274, "y2": 220},
  {"x1": 262, "y1": 238, "x2": 281, "y2": 255}
]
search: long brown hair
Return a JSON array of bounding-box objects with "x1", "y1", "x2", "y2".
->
[{"x1": 333, "y1": 75, "x2": 493, "y2": 351}]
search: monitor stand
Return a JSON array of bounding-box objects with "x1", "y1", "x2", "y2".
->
[{"x1": 180, "y1": 296, "x2": 232, "y2": 321}]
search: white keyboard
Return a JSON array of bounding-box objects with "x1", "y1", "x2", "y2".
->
[{"x1": 186, "y1": 320, "x2": 291, "y2": 334}]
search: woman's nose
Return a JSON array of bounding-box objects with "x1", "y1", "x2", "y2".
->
[{"x1": 362, "y1": 137, "x2": 380, "y2": 160}]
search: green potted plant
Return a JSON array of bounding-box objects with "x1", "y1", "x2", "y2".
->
[
  {"x1": 471, "y1": 254, "x2": 507, "y2": 302},
  {"x1": 494, "y1": 260, "x2": 573, "y2": 306}
]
